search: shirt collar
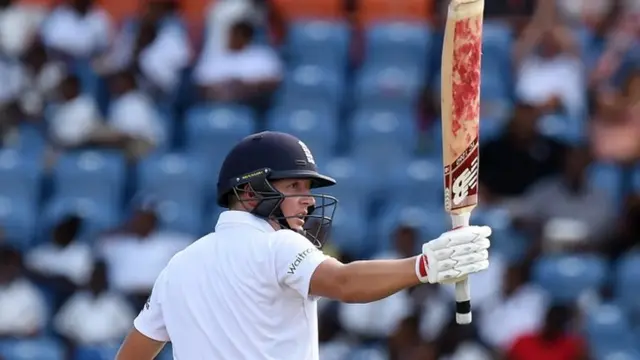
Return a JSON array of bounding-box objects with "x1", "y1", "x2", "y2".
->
[{"x1": 215, "y1": 210, "x2": 276, "y2": 233}]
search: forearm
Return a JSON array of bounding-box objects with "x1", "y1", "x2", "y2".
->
[{"x1": 338, "y1": 256, "x2": 422, "y2": 303}]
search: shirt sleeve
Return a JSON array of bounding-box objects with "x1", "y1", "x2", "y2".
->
[
  {"x1": 133, "y1": 267, "x2": 170, "y2": 342},
  {"x1": 273, "y1": 230, "x2": 330, "y2": 299}
]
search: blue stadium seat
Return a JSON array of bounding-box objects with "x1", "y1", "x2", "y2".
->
[
  {"x1": 185, "y1": 104, "x2": 255, "y2": 158},
  {"x1": 74, "y1": 344, "x2": 119, "y2": 360},
  {"x1": 41, "y1": 197, "x2": 120, "y2": 241},
  {"x1": 347, "y1": 345, "x2": 388, "y2": 360},
  {"x1": 481, "y1": 21, "x2": 514, "y2": 73},
  {"x1": 588, "y1": 162, "x2": 623, "y2": 205},
  {"x1": 0, "y1": 194, "x2": 38, "y2": 247},
  {"x1": 387, "y1": 157, "x2": 441, "y2": 204},
  {"x1": 585, "y1": 303, "x2": 633, "y2": 349},
  {"x1": 0, "y1": 337, "x2": 64, "y2": 360},
  {"x1": 320, "y1": 157, "x2": 376, "y2": 205},
  {"x1": 375, "y1": 204, "x2": 448, "y2": 253},
  {"x1": 592, "y1": 347, "x2": 640, "y2": 360},
  {"x1": 532, "y1": 254, "x2": 608, "y2": 303},
  {"x1": 280, "y1": 65, "x2": 344, "y2": 106},
  {"x1": 354, "y1": 63, "x2": 424, "y2": 106},
  {"x1": 327, "y1": 199, "x2": 368, "y2": 258},
  {"x1": 287, "y1": 20, "x2": 350, "y2": 71},
  {"x1": 137, "y1": 153, "x2": 208, "y2": 201},
  {"x1": 154, "y1": 197, "x2": 205, "y2": 236},
  {"x1": 6, "y1": 124, "x2": 47, "y2": 159},
  {"x1": 0, "y1": 149, "x2": 42, "y2": 205},
  {"x1": 537, "y1": 114, "x2": 585, "y2": 144},
  {"x1": 350, "y1": 105, "x2": 419, "y2": 168},
  {"x1": 613, "y1": 252, "x2": 640, "y2": 316},
  {"x1": 52, "y1": 151, "x2": 127, "y2": 207},
  {"x1": 364, "y1": 22, "x2": 432, "y2": 66},
  {"x1": 266, "y1": 100, "x2": 339, "y2": 159}
]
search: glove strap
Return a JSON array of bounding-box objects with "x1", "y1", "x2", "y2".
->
[{"x1": 415, "y1": 254, "x2": 429, "y2": 283}]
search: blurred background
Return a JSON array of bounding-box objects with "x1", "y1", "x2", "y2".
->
[{"x1": 0, "y1": 0, "x2": 639, "y2": 359}]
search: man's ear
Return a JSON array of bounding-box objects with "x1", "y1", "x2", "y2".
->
[{"x1": 238, "y1": 184, "x2": 259, "y2": 209}]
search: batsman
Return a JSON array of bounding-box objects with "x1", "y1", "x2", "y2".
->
[{"x1": 115, "y1": 0, "x2": 489, "y2": 358}]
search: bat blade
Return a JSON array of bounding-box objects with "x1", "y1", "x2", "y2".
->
[{"x1": 440, "y1": 0, "x2": 484, "y2": 325}]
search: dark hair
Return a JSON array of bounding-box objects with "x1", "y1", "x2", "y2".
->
[{"x1": 231, "y1": 20, "x2": 255, "y2": 41}]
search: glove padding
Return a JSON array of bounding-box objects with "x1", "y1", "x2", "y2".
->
[{"x1": 415, "y1": 226, "x2": 491, "y2": 284}]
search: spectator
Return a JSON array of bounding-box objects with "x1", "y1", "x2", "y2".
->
[
  {"x1": 202, "y1": 0, "x2": 266, "y2": 58},
  {"x1": 97, "y1": 200, "x2": 190, "y2": 309},
  {"x1": 40, "y1": 0, "x2": 112, "y2": 60},
  {"x1": 93, "y1": 0, "x2": 191, "y2": 97},
  {"x1": 374, "y1": 225, "x2": 419, "y2": 260},
  {"x1": 49, "y1": 73, "x2": 150, "y2": 160},
  {"x1": 16, "y1": 40, "x2": 67, "y2": 120},
  {"x1": 193, "y1": 19, "x2": 282, "y2": 114},
  {"x1": 477, "y1": 262, "x2": 549, "y2": 353},
  {"x1": 508, "y1": 144, "x2": 616, "y2": 251},
  {"x1": 53, "y1": 260, "x2": 136, "y2": 348},
  {"x1": 478, "y1": 102, "x2": 567, "y2": 200},
  {"x1": 0, "y1": 245, "x2": 48, "y2": 338},
  {"x1": 106, "y1": 69, "x2": 166, "y2": 153},
  {"x1": 507, "y1": 304, "x2": 588, "y2": 360},
  {"x1": 589, "y1": 69, "x2": 640, "y2": 165},
  {"x1": 0, "y1": 0, "x2": 47, "y2": 59},
  {"x1": 514, "y1": 22, "x2": 585, "y2": 120},
  {"x1": 24, "y1": 215, "x2": 94, "y2": 308}
]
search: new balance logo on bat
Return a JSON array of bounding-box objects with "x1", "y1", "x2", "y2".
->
[{"x1": 452, "y1": 155, "x2": 479, "y2": 206}]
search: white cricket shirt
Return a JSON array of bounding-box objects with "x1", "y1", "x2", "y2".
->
[{"x1": 133, "y1": 210, "x2": 330, "y2": 360}]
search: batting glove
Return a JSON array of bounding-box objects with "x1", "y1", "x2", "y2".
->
[{"x1": 415, "y1": 226, "x2": 491, "y2": 284}]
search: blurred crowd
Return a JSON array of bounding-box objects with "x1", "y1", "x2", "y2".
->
[{"x1": 0, "y1": 0, "x2": 639, "y2": 359}]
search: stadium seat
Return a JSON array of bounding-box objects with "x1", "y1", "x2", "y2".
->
[
  {"x1": 0, "y1": 194, "x2": 38, "y2": 247},
  {"x1": 52, "y1": 150, "x2": 127, "y2": 208},
  {"x1": 327, "y1": 199, "x2": 368, "y2": 258},
  {"x1": 41, "y1": 197, "x2": 120, "y2": 241},
  {"x1": 354, "y1": 62, "x2": 424, "y2": 106},
  {"x1": 74, "y1": 344, "x2": 119, "y2": 360},
  {"x1": 0, "y1": 337, "x2": 64, "y2": 360},
  {"x1": 6, "y1": 124, "x2": 47, "y2": 159},
  {"x1": 592, "y1": 347, "x2": 640, "y2": 360},
  {"x1": 266, "y1": 100, "x2": 339, "y2": 159},
  {"x1": 137, "y1": 152, "x2": 208, "y2": 201},
  {"x1": 350, "y1": 105, "x2": 419, "y2": 168},
  {"x1": 320, "y1": 157, "x2": 376, "y2": 205},
  {"x1": 386, "y1": 157, "x2": 441, "y2": 204},
  {"x1": 0, "y1": 149, "x2": 42, "y2": 205},
  {"x1": 280, "y1": 64, "x2": 344, "y2": 106},
  {"x1": 588, "y1": 162, "x2": 623, "y2": 206},
  {"x1": 375, "y1": 204, "x2": 448, "y2": 253},
  {"x1": 613, "y1": 252, "x2": 640, "y2": 316},
  {"x1": 585, "y1": 303, "x2": 634, "y2": 349},
  {"x1": 364, "y1": 22, "x2": 432, "y2": 66},
  {"x1": 153, "y1": 197, "x2": 205, "y2": 236},
  {"x1": 184, "y1": 104, "x2": 256, "y2": 158},
  {"x1": 287, "y1": 20, "x2": 351, "y2": 71},
  {"x1": 532, "y1": 254, "x2": 608, "y2": 303}
]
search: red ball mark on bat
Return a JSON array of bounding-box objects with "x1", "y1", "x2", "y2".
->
[{"x1": 451, "y1": 17, "x2": 482, "y2": 139}]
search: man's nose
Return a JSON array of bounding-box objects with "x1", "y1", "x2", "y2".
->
[{"x1": 300, "y1": 192, "x2": 315, "y2": 206}]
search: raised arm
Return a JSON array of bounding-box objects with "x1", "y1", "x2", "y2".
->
[{"x1": 275, "y1": 226, "x2": 491, "y2": 304}]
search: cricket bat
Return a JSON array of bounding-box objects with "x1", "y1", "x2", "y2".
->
[{"x1": 440, "y1": 0, "x2": 484, "y2": 325}]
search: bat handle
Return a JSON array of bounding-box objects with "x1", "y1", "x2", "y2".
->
[{"x1": 451, "y1": 212, "x2": 472, "y2": 324}]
